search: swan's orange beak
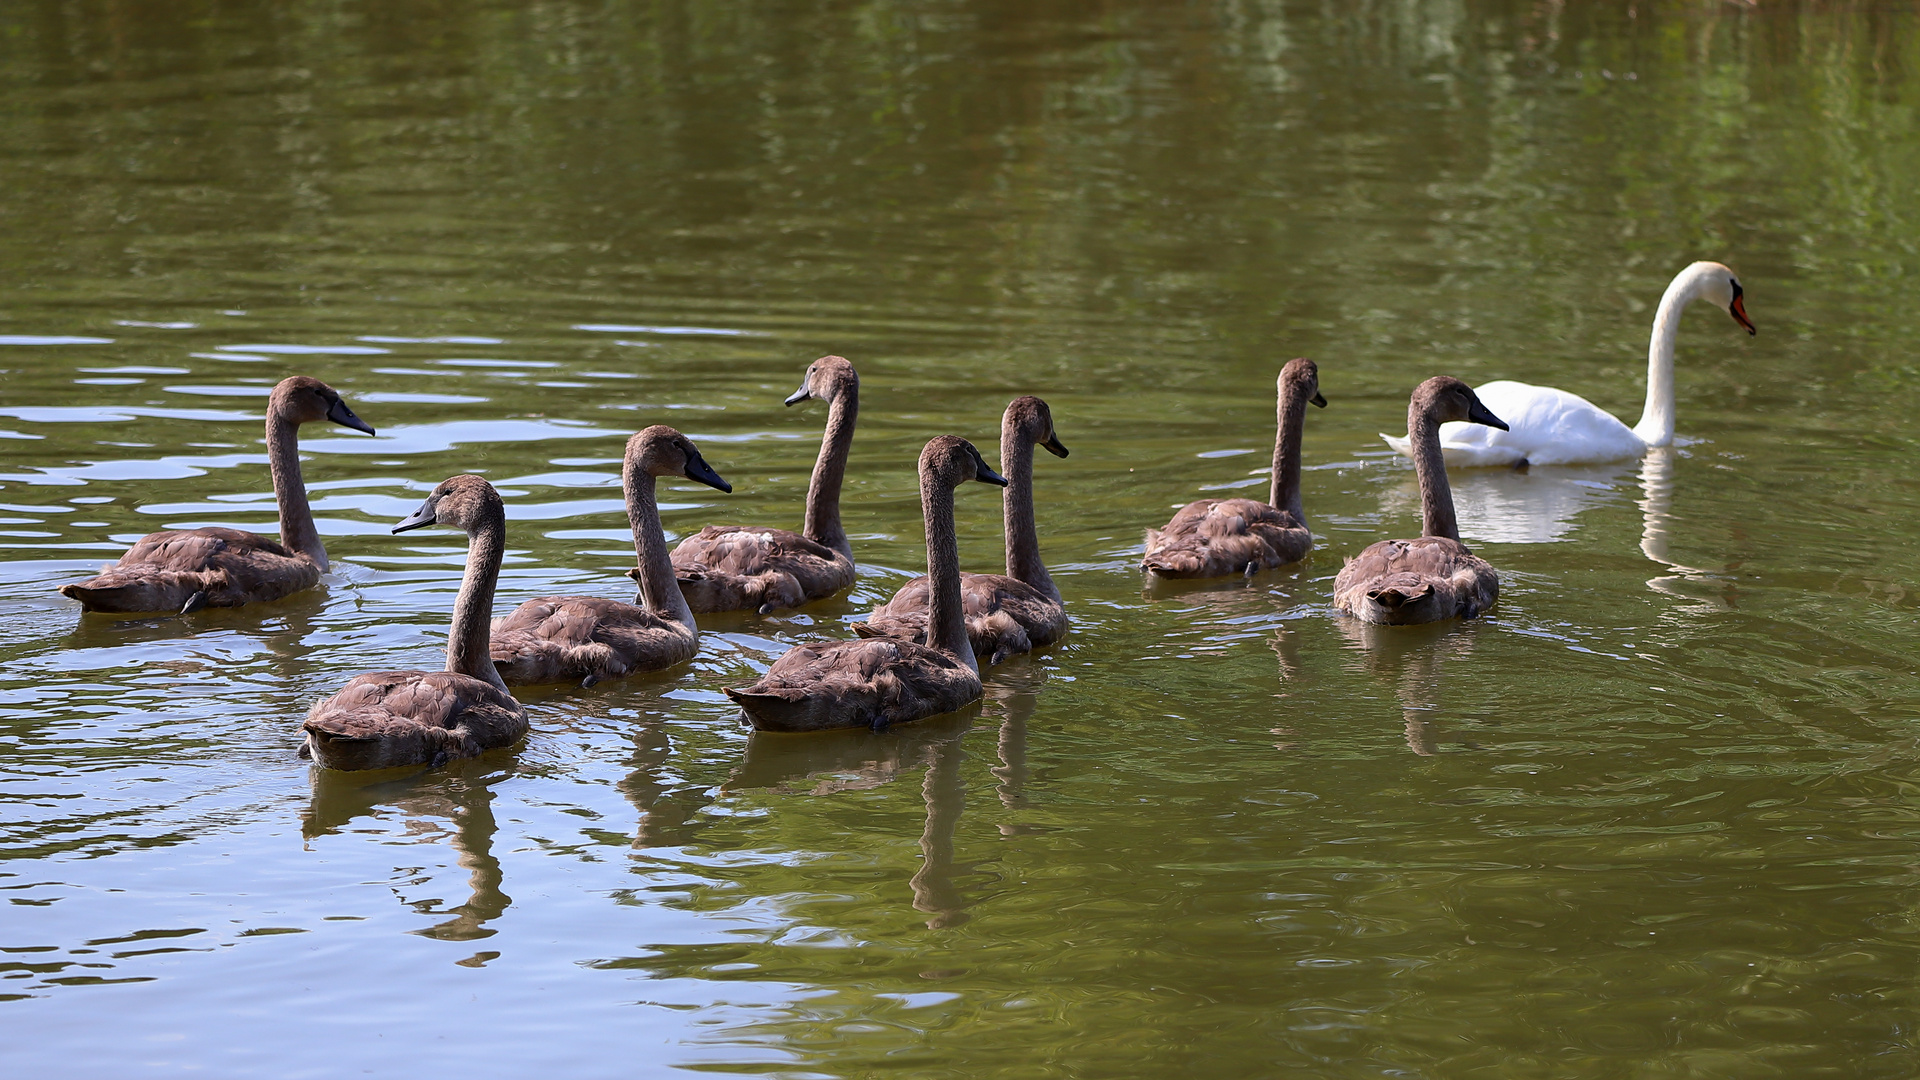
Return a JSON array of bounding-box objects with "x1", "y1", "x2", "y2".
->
[{"x1": 1729, "y1": 292, "x2": 1755, "y2": 335}]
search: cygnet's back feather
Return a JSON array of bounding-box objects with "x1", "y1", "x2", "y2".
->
[
  {"x1": 304, "y1": 670, "x2": 525, "y2": 772},
  {"x1": 61, "y1": 528, "x2": 317, "y2": 615},
  {"x1": 491, "y1": 597, "x2": 692, "y2": 686},
  {"x1": 854, "y1": 573, "x2": 1068, "y2": 667},
  {"x1": 1141, "y1": 498, "x2": 1309, "y2": 578},
  {"x1": 672, "y1": 526, "x2": 850, "y2": 615},
  {"x1": 1332, "y1": 536, "x2": 1497, "y2": 624},
  {"x1": 725, "y1": 637, "x2": 980, "y2": 733}
]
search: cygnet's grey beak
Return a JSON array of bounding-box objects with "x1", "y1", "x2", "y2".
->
[
  {"x1": 784, "y1": 383, "x2": 812, "y2": 407},
  {"x1": 1310, "y1": 391, "x2": 1328, "y2": 408},
  {"x1": 392, "y1": 497, "x2": 438, "y2": 533},
  {"x1": 1041, "y1": 434, "x2": 1069, "y2": 458}
]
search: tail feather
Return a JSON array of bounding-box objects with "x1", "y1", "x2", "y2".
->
[{"x1": 1366, "y1": 582, "x2": 1434, "y2": 609}]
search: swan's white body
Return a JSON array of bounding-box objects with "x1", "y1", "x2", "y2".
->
[{"x1": 1382, "y1": 262, "x2": 1753, "y2": 467}]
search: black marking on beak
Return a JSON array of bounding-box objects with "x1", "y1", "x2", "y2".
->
[
  {"x1": 392, "y1": 496, "x2": 438, "y2": 533},
  {"x1": 784, "y1": 382, "x2": 812, "y2": 407},
  {"x1": 1311, "y1": 391, "x2": 1328, "y2": 408},
  {"x1": 1041, "y1": 434, "x2": 1069, "y2": 458},
  {"x1": 683, "y1": 449, "x2": 732, "y2": 493},
  {"x1": 1729, "y1": 281, "x2": 1755, "y2": 335},
  {"x1": 327, "y1": 397, "x2": 376, "y2": 436}
]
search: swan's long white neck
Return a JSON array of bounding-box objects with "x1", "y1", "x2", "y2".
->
[{"x1": 1633, "y1": 262, "x2": 1717, "y2": 448}]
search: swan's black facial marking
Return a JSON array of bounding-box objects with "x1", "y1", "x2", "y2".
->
[{"x1": 1727, "y1": 277, "x2": 1756, "y2": 335}]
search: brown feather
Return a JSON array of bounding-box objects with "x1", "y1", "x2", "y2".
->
[
  {"x1": 671, "y1": 525, "x2": 854, "y2": 614},
  {"x1": 1332, "y1": 536, "x2": 1498, "y2": 624},
  {"x1": 490, "y1": 596, "x2": 695, "y2": 685},
  {"x1": 304, "y1": 670, "x2": 527, "y2": 771},
  {"x1": 856, "y1": 573, "x2": 1067, "y2": 666},
  {"x1": 725, "y1": 638, "x2": 981, "y2": 733},
  {"x1": 1141, "y1": 498, "x2": 1310, "y2": 578},
  {"x1": 60, "y1": 528, "x2": 318, "y2": 614}
]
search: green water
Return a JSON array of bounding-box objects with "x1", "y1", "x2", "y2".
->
[{"x1": 4, "y1": 0, "x2": 1920, "y2": 1074}]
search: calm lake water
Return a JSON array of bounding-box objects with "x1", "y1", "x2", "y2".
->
[{"x1": 4, "y1": 0, "x2": 1920, "y2": 1075}]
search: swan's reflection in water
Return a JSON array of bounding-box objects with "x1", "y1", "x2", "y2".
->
[
  {"x1": 1335, "y1": 618, "x2": 1482, "y2": 756},
  {"x1": 1638, "y1": 446, "x2": 1736, "y2": 611},
  {"x1": 1381, "y1": 459, "x2": 1636, "y2": 544},
  {"x1": 303, "y1": 763, "x2": 511, "y2": 944}
]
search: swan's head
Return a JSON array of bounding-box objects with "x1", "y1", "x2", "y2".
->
[
  {"x1": 1691, "y1": 261, "x2": 1755, "y2": 336},
  {"x1": 922, "y1": 435, "x2": 1009, "y2": 489},
  {"x1": 1279, "y1": 357, "x2": 1327, "y2": 409},
  {"x1": 785, "y1": 354, "x2": 859, "y2": 408},
  {"x1": 1005, "y1": 396, "x2": 1068, "y2": 458},
  {"x1": 393, "y1": 474, "x2": 503, "y2": 535},
  {"x1": 629, "y1": 425, "x2": 731, "y2": 493},
  {"x1": 270, "y1": 375, "x2": 375, "y2": 436},
  {"x1": 1413, "y1": 376, "x2": 1508, "y2": 431}
]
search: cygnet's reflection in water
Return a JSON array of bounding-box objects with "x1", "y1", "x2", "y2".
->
[
  {"x1": 303, "y1": 761, "x2": 512, "y2": 946},
  {"x1": 1379, "y1": 457, "x2": 1637, "y2": 544},
  {"x1": 621, "y1": 716, "x2": 716, "y2": 851},
  {"x1": 728, "y1": 704, "x2": 981, "y2": 928},
  {"x1": 63, "y1": 585, "x2": 330, "y2": 681},
  {"x1": 1335, "y1": 618, "x2": 1483, "y2": 756},
  {"x1": 1637, "y1": 446, "x2": 1737, "y2": 611},
  {"x1": 727, "y1": 667, "x2": 1051, "y2": 929}
]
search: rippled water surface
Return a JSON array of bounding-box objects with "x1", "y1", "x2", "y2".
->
[{"x1": 5, "y1": 1, "x2": 1920, "y2": 1075}]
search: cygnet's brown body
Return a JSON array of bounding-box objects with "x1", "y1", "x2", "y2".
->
[
  {"x1": 1334, "y1": 377, "x2": 1506, "y2": 625},
  {"x1": 725, "y1": 436, "x2": 1006, "y2": 733},
  {"x1": 672, "y1": 355, "x2": 858, "y2": 613},
  {"x1": 1142, "y1": 358, "x2": 1326, "y2": 578},
  {"x1": 490, "y1": 427, "x2": 730, "y2": 686},
  {"x1": 58, "y1": 376, "x2": 375, "y2": 614},
  {"x1": 855, "y1": 396, "x2": 1070, "y2": 666},
  {"x1": 304, "y1": 476, "x2": 527, "y2": 770}
]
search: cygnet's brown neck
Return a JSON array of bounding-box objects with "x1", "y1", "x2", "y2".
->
[
  {"x1": 448, "y1": 509, "x2": 509, "y2": 694},
  {"x1": 1408, "y1": 403, "x2": 1460, "y2": 543},
  {"x1": 266, "y1": 408, "x2": 327, "y2": 570},
  {"x1": 1001, "y1": 427, "x2": 1058, "y2": 601},
  {"x1": 1268, "y1": 377, "x2": 1311, "y2": 527},
  {"x1": 804, "y1": 385, "x2": 856, "y2": 560},
  {"x1": 625, "y1": 459, "x2": 696, "y2": 628},
  {"x1": 921, "y1": 470, "x2": 978, "y2": 672}
]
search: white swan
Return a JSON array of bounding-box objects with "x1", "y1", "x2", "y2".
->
[{"x1": 1382, "y1": 262, "x2": 1755, "y2": 467}]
